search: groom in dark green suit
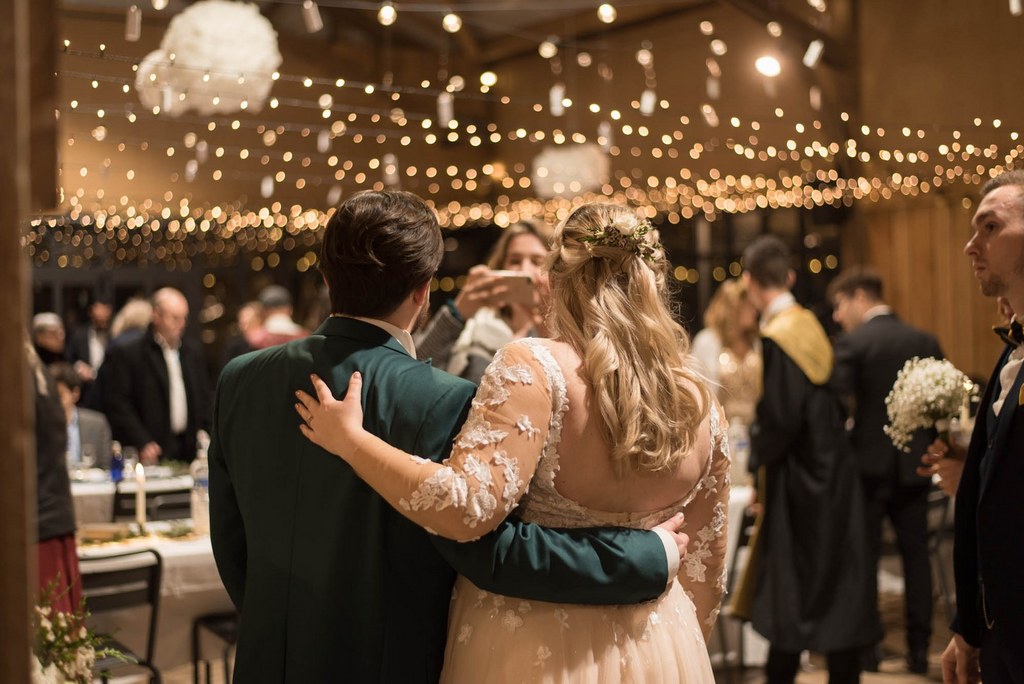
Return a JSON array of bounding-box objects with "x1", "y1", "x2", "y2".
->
[{"x1": 210, "y1": 191, "x2": 685, "y2": 683}]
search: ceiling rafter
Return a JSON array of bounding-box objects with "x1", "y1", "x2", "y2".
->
[{"x1": 479, "y1": 0, "x2": 713, "y2": 65}]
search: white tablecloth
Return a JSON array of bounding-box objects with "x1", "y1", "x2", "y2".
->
[
  {"x1": 72, "y1": 475, "x2": 194, "y2": 524},
  {"x1": 79, "y1": 525, "x2": 233, "y2": 672}
]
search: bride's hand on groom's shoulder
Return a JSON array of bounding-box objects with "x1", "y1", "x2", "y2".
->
[{"x1": 295, "y1": 372, "x2": 366, "y2": 459}]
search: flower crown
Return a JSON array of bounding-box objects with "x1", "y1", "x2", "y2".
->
[{"x1": 577, "y1": 214, "x2": 664, "y2": 263}]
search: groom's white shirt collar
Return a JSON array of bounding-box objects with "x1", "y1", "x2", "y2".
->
[
  {"x1": 760, "y1": 291, "x2": 796, "y2": 329},
  {"x1": 337, "y1": 315, "x2": 417, "y2": 358}
]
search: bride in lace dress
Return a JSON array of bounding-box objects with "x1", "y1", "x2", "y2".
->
[{"x1": 296, "y1": 203, "x2": 730, "y2": 683}]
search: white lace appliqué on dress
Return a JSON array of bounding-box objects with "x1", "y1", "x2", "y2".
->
[{"x1": 440, "y1": 339, "x2": 732, "y2": 684}]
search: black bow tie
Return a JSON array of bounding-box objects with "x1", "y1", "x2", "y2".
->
[{"x1": 994, "y1": 318, "x2": 1024, "y2": 348}]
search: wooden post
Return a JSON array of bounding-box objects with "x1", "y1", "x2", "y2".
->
[{"x1": 0, "y1": 0, "x2": 56, "y2": 679}]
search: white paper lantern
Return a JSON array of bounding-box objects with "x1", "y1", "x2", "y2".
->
[
  {"x1": 531, "y1": 143, "x2": 609, "y2": 199},
  {"x1": 135, "y1": 0, "x2": 282, "y2": 116}
]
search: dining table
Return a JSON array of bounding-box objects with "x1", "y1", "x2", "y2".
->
[{"x1": 78, "y1": 522, "x2": 233, "y2": 672}]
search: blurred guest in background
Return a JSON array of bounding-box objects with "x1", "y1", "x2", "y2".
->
[
  {"x1": 416, "y1": 221, "x2": 551, "y2": 384},
  {"x1": 829, "y1": 267, "x2": 942, "y2": 674},
  {"x1": 50, "y1": 363, "x2": 112, "y2": 470},
  {"x1": 108, "y1": 297, "x2": 153, "y2": 346},
  {"x1": 247, "y1": 285, "x2": 308, "y2": 350},
  {"x1": 739, "y1": 235, "x2": 876, "y2": 684},
  {"x1": 103, "y1": 287, "x2": 210, "y2": 464},
  {"x1": 691, "y1": 277, "x2": 762, "y2": 426},
  {"x1": 32, "y1": 312, "x2": 66, "y2": 366},
  {"x1": 221, "y1": 300, "x2": 263, "y2": 368},
  {"x1": 84, "y1": 297, "x2": 154, "y2": 411},
  {"x1": 28, "y1": 342, "x2": 81, "y2": 613},
  {"x1": 66, "y1": 298, "x2": 112, "y2": 385}
]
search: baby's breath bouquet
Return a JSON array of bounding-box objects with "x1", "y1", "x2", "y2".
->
[
  {"x1": 31, "y1": 580, "x2": 132, "y2": 683},
  {"x1": 884, "y1": 357, "x2": 977, "y2": 452}
]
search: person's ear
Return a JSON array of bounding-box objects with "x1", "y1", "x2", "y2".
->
[
  {"x1": 786, "y1": 270, "x2": 796, "y2": 289},
  {"x1": 411, "y1": 281, "x2": 430, "y2": 306}
]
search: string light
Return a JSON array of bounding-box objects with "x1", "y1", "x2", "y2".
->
[
  {"x1": 151, "y1": 0, "x2": 167, "y2": 10},
  {"x1": 377, "y1": 1, "x2": 397, "y2": 26},
  {"x1": 442, "y1": 11, "x2": 462, "y2": 33},
  {"x1": 755, "y1": 55, "x2": 782, "y2": 77},
  {"x1": 597, "y1": 3, "x2": 617, "y2": 23}
]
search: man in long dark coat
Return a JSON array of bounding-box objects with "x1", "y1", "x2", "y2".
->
[{"x1": 742, "y1": 235, "x2": 878, "y2": 684}]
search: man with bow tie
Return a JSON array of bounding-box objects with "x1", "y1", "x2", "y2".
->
[{"x1": 943, "y1": 171, "x2": 1024, "y2": 684}]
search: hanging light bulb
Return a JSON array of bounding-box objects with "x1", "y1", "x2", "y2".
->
[
  {"x1": 151, "y1": 0, "x2": 168, "y2": 10},
  {"x1": 701, "y1": 103, "x2": 719, "y2": 127},
  {"x1": 755, "y1": 55, "x2": 781, "y2": 77},
  {"x1": 597, "y1": 120, "x2": 613, "y2": 152},
  {"x1": 639, "y1": 89, "x2": 657, "y2": 116},
  {"x1": 549, "y1": 83, "x2": 566, "y2": 116},
  {"x1": 382, "y1": 153, "x2": 400, "y2": 187},
  {"x1": 803, "y1": 39, "x2": 824, "y2": 67},
  {"x1": 327, "y1": 185, "x2": 343, "y2": 206},
  {"x1": 538, "y1": 37, "x2": 559, "y2": 59},
  {"x1": 303, "y1": 0, "x2": 324, "y2": 33},
  {"x1": 480, "y1": 71, "x2": 497, "y2": 87},
  {"x1": 125, "y1": 5, "x2": 142, "y2": 42},
  {"x1": 442, "y1": 11, "x2": 462, "y2": 33},
  {"x1": 597, "y1": 3, "x2": 616, "y2": 23},
  {"x1": 378, "y1": 1, "x2": 397, "y2": 26},
  {"x1": 1012, "y1": 0, "x2": 1023, "y2": 15},
  {"x1": 317, "y1": 129, "x2": 331, "y2": 153},
  {"x1": 261, "y1": 175, "x2": 274, "y2": 199},
  {"x1": 706, "y1": 76, "x2": 720, "y2": 100},
  {"x1": 809, "y1": 85, "x2": 822, "y2": 110},
  {"x1": 437, "y1": 92, "x2": 454, "y2": 127}
]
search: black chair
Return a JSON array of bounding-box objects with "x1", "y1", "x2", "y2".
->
[
  {"x1": 112, "y1": 484, "x2": 192, "y2": 522},
  {"x1": 926, "y1": 486, "x2": 955, "y2": 622},
  {"x1": 80, "y1": 548, "x2": 163, "y2": 683},
  {"x1": 192, "y1": 611, "x2": 239, "y2": 684}
]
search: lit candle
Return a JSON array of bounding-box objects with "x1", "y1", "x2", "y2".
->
[{"x1": 135, "y1": 463, "x2": 147, "y2": 530}]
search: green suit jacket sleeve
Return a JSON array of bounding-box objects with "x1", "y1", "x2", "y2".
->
[{"x1": 418, "y1": 385, "x2": 670, "y2": 606}]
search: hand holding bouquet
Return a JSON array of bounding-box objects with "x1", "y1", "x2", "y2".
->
[{"x1": 884, "y1": 357, "x2": 977, "y2": 452}]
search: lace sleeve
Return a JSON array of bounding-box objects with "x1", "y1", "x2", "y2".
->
[
  {"x1": 679, "y1": 402, "x2": 731, "y2": 639},
  {"x1": 390, "y1": 342, "x2": 553, "y2": 541}
]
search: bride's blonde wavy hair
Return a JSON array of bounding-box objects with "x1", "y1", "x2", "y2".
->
[{"x1": 546, "y1": 203, "x2": 710, "y2": 476}]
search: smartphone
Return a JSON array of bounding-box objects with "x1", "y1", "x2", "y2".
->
[{"x1": 489, "y1": 270, "x2": 536, "y2": 305}]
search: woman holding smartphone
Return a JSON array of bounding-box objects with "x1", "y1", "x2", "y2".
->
[{"x1": 416, "y1": 221, "x2": 551, "y2": 384}]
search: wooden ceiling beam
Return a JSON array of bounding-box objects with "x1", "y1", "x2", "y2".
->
[
  {"x1": 480, "y1": 0, "x2": 714, "y2": 65},
  {"x1": 713, "y1": 0, "x2": 849, "y2": 68}
]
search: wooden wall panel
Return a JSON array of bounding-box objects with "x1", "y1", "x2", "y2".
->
[{"x1": 855, "y1": 196, "x2": 1002, "y2": 382}]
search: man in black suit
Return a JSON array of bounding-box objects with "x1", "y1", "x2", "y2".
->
[
  {"x1": 102, "y1": 287, "x2": 211, "y2": 463},
  {"x1": 944, "y1": 171, "x2": 1024, "y2": 684},
  {"x1": 829, "y1": 268, "x2": 943, "y2": 675},
  {"x1": 67, "y1": 298, "x2": 112, "y2": 383}
]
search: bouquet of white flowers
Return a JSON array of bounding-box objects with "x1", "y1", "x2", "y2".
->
[
  {"x1": 31, "y1": 580, "x2": 132, "y2": 684},
  {"x1": 884, "y1": 357, "x2": 977, "y2": 452}
]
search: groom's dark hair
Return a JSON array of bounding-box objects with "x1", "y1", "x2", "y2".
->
[
  {"x1": 320, "y1": 190, "x2": 443, "y2": 317},
  {"x1": 743, "y1": 235, "x2": 792, "y2": 289}
]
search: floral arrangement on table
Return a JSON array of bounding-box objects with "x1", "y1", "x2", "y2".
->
[
  {"x1": 884, "y1": 356, "x2": 978, "y2": 452},
  {"x1": 31, "y1": 580, "x2": 132, "y2": 683}
]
